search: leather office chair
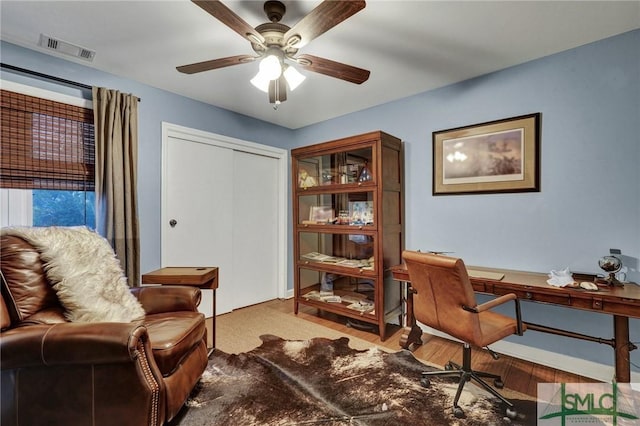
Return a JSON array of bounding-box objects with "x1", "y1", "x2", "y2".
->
[{"x1": 402, "y1": 250, "x2": 526, "y2": 419}]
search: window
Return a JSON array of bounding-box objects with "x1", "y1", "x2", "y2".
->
[{"x1": 0, "y1": 83, "x2": 95, "y2": 228}]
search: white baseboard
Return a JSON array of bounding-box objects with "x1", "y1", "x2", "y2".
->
[{"x1": 418, "y1": 325, "x2": 640, "y2": 383}]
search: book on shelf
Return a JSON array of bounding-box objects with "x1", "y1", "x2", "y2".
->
[
  {"x1": 301, "y1": 252, "x2": 332, "y2": 261},
  {"x1": 336, "y1": 258, "x2": 371, "y2": 268},
  {"x1": 301, "y1": 252, "x2": 322, "y2": 261},
  {"x1": 301, "y1": 252, "x2": 345, "y2": 263},
  {"x1": 301, "y1": 290, "x2": 342, "y2": 303},
  {"x1": 340, "y1": 294, "x2": 365, "y2": 304},
  {"x1": 320, "y1": 256, "x2": 343, "y2": 263},
  {"x1": 346, "y1": 301, "x2": 374, "y2": 313}
]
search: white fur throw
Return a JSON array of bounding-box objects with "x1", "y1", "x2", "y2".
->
[{"x1": 1, "y1": 226, "x2": 145, "y2": 323}]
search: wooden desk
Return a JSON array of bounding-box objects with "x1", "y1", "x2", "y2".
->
[
  {"x1": 390, "y1": 264, "x2": 640, "y2": 382},
  {"x1": 142, "y1": 267, "x2": 219, "y2": 351}
]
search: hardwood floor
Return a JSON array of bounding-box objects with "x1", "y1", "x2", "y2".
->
[{"x1": 265, "y1": 298, "x2": 599, "y2": 399}]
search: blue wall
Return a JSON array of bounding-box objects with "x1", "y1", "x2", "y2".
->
[
  {"x1": 1, "y1": 29, "x2": 638, "y2": 372},
  {"x1": 294, "y1": 29, "x2": 640, "y2": 372}
]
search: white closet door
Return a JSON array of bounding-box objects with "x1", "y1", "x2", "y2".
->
[
  {"x1": 163, "y1": 135, "x2": 235, "y2": 314},
  {"x1": 162, "y1": 127, "x2": 284, "y2": 315},
  {"x1": 232, "y1": 151, "x2": 279, "y2": 308}
]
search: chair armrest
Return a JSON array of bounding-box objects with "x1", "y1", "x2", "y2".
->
[
  {"x1": 466, "y1": 293, "x2": 525, "y2": 336},
  {"x1": 474, "y1": 293, "x2": 516, "y2": 313},
  {"x1": 0, "y1": 322, "x2": 148, "y2": 369},
  {"x1": 131, "y1": 285, "x2": 201, "y2": 314}
]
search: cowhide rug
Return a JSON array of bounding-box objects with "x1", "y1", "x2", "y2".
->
[{"x1": 171, "y1": 335, "x2": 536, "y2": 425}]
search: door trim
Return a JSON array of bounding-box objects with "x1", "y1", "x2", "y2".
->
[{"x1": 161, "y1": 122, "x2": 288, "y2": 299}]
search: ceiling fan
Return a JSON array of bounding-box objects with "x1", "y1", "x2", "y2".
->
[{"x1": 177, "y1": 0, "x2": 370, "y2": 107}]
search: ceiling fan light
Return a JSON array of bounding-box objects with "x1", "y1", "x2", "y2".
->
[
  {"x1": 250, "y1": 71, "x2": 270, "y2": 93},
  {"x1": 259, "y1": 54, "x2": 282, "y2": 80},
  {"x1": 283, "y1": 65, "x2": 306, "y2": 91},
  {"x1": 269, "y1": 75, "x2": 287, "y2": 105}
]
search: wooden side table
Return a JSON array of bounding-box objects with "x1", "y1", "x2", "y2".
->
[{"x1": 142, "y1": 267, "x2": 218, "y2": 353}]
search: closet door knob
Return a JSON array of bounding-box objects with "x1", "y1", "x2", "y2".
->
[{"x1": 169, "y1": 219, "x2": 177, "y2": 228}]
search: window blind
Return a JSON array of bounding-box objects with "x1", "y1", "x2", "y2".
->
[{"x1": 0, "y1": 89, "x2": 95, "y2": 191}]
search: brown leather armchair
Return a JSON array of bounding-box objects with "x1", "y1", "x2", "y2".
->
[
  {"x1": 402, "y1": 250, "x2": 526, "y2": 419},
  {"x1": 1, "y1": 235, "x2": 209, "y2": 426}
]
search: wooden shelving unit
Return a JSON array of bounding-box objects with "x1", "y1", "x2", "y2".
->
[{"x1": 291, "y1": 131, "x2": 404, "y2": 340}]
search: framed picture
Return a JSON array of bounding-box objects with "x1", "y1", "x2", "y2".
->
[
  {"x1": 433, "y1": 113, "x2": 541, "y2": 195},
  {"x1": 298, "y1": 158, "x2": 319, "y2": 189},
  {"x1": 348, "y1": 201, "x2": 374, "y2": 225},
  {"x1": 309, "y1": 206, "x2": 334, "y2": 223}
]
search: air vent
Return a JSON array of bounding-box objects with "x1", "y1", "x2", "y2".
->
[{"x1": 38, "y1": 34, "x2": 96, "y2": 62}]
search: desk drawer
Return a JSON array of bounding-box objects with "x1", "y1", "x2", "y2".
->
[{"x1": 490, "y1": 283, "x2": 572, "y2": 306}]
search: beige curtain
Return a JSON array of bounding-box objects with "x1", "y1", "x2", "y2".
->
[{"x1": 92, "y1": 87, "x2": 140, "y2": 286}]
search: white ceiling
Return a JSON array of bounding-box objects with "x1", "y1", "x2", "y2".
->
[{"x1": 1, "y1": 1, "x2": 638, "y2": 129}]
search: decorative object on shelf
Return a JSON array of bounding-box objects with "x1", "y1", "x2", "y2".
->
[
  {"x1": 320, "y1": 272, "x2": 338, "y2": 292},
  {"x1": 348, "y1": 201, "x2": 374, "y2": 225},
  {"x1": 298, "y1": 167, "x2": 317, "y2": 188},
  {"x1": 598, "y1": 255, "x2": 624, "y2": 287},
  {"x1": 433, "y1": 113, "x2": 541, "y2": 195},
  {"x1": 338, "y1": 210, "x2": 350, "y2": 225},
  {"x1": 309, "y1": 206, "x2": 334, "y2": 223},
  {"x1": 357, "y1": 161, "x2": 372, "y2": 182},
  {"x1": 321, "y1": 169, "x2": 334, "y2": 185}
]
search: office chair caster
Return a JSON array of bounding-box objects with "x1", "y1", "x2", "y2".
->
[
  {"x1": 505, "y1": 407, "x2": 518, "y2": 419},
  {"x1": 453, "y1": 405, "x2": 465, "y2": 419},
  {"x1": 494, "y1": 379, "x2": 504, "y2": 389},
  {"x1": 420, "y1": 377, "x2": 431, "y2": 387}
]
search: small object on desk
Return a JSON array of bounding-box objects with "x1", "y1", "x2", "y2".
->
[
  {"x1": 598, "y1": 255, "x2": 624, "y2": 287},
  {"x1": 572, "y1": 272, "x2": 599, "y2": 282},
  {"x1": 580, "y1": 281, "x2": 599, "y2": 291},
  {"x1": 467, "y1": 269, "x2": 505, "y2": 281},
  {"x1": 547, "y1": 268, "x2": 574, "y2": 287}
]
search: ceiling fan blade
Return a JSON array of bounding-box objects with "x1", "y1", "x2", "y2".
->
[
  {"x1": 296, "y1": 54, "x2": 370, "y2": 85},
  {"x1": 177, "y1": 55, "x2": 255, "y2": 74},
  {"x1": 192, "y1": 0, "x2": 265, "y2": 46},
  {"x1": 283, "y1": 0, "x2": 365, "y2": 49}
]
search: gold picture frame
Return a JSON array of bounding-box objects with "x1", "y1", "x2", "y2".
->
[{"x1": 433, "y1": 113, "x2": 541, "y2": 195}]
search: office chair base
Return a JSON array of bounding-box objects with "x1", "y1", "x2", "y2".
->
[
  {"x1": 445, "y1": 360, "x2": 504, "y2": 388},
  {"x1": 420, "y1": 344, "x2": 516, "y2": 419}
]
